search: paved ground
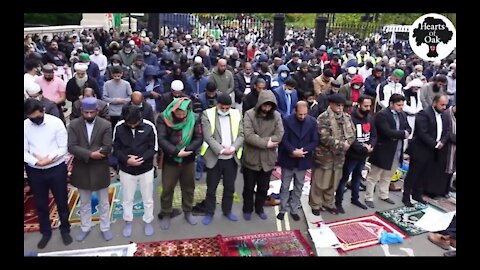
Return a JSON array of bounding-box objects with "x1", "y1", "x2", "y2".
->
[{"x1": 24, "y1": 167, "x2": 449, "y2": 256}]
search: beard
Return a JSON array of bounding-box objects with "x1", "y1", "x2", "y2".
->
[{"x1": 75, "y1": 75, "x2": 88, "y2": 88}]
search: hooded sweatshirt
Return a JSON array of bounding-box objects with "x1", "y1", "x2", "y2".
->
[
  {"x1": 272, "y1": 65, "x2": 290, "y2": 89},
  {"x1": 208, "y1": 67, "x2": 234, "y2": 95},
  {"x1": 243, "y1": 90, "x2": 284, "y2": 172}
]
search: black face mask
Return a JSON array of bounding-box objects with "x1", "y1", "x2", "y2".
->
[
  {"x1": 44, "y1": 77, "x2": 54, "y2": 81},
  {"x1": 30, "y1": 115, "x2": 44, "y2": 125},
  {"x1": 359, "y1": 109, "x2": 370, "y2": 116}
]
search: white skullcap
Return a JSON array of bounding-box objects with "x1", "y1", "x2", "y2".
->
[
  {"x1": 449, "y1": 63, "x2": 456, "y2": 69},
  {"x1": 171, "y1": 80, "x2": 184, "y2": 91},
  {"x1": 389, "y1": 58, "x2": 397, "y2": 65},
  {"x1": 74, "y1": 63, "x2": 88, "y2": 71},
  {"x1": 194, "y1": 56, "x2": 203, "y2": 64},
  {"x1": 129, "y1": 40, "x2": 135, "y2": 46},
  {"x1": 361, "y1": 45, "x2": 367, "y2": 52},
  {"x1": 404, "y1": 78, "x2": 424, "y2": 89},
  {"x1": 347, "y1": 66, "x2": 357, "y2": 75},
  {"x1": 26, "y1": 82, "x2": 41, "y2": 96},
  {"x1": 433, "y1": 60, "x2": 441, "y2": 66},
  {"x1": 185, "y1": 34, "x2": 192, "y2": 39}
]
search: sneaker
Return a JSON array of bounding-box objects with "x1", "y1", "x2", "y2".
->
[
  {"x1": 365, "y1": 200, "x2": 375, "y2": 208},
  {"x1": 75, "y1": 230, "x2": 90, "y2": 242},
  {"x1": 102, "y1": 230, "x2": 113, "y2": 241},
  {"x1": 243, "y1": 212, "x2": 252, "y2": 220},
  {"x1": 351, "y1": 200, "x2": 368, "y2": 210},
  {"x1": 202, "y1": 215, "x2": 213, "y2": 225},
  {"x1": 61, "y1": 233, "x2": 73, "y2": 246},
  {"x1": 159, "y1": 217, "x2": 171, "y2": 230},
  {"x1": 276, "y1": 213, "x2": 285, "y2": 220},
  {"x1": 37, "y1": 234, "x2": 51, "y2": 249},
  {"x1": 184, "y1": 212, "x2": 197, "y2": 225},
  {"x1": 257, "y1": 212, "x2": 268, "y2": 220},
  {"x1": 381, "y1": 198, "x2": 395, "y2": 204},
  {"x1": 224, "y1": 212, "x2": 238, "y2": 222},
  {"x1": 335, "y1": 204, "x2": 345, "y2": 214},
  {"x1": 123, "y1": 222, "x2": 133, "y2": 238},
  {"x1": 290, "y1": 213, "x2": 301, "y2": 221},
  {"x1": 144, "y1": 223, "x2": 154, "y2": 236}
]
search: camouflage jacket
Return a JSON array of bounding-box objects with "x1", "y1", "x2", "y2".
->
[{"x1": 314, "y1": 107, "x2": 356, "y2": 170}]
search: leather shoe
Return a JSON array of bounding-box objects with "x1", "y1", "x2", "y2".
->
[
  {"x1": 276, "y1": 213, "x2": 285, "y2": 220},
  {"x1": 290, "y1": 213, "x2": 301, "y2": 221},
  {"x1": 61, "y1": 233, "x2": 73, "y2": 246},
  {"x1": 365, "y1": 200, "x2": 375, "y2": 208},
  {"x1": 413, "y1": 196, "x2": 427, "y2": 205},
  {"x1": 402, "y1": 198, "x2": 414, "y2": 207}
]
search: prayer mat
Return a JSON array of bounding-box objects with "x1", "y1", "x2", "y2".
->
[
  {"x1": 24, "y1": 193, "x2": 59, "y2": 232},
  {"x1": 422, "y1": 196, "x2": 456, "y2": 213},
  {"x1": 376, "y1": 204, "x2": 428, "y2": 236},
  {"x1": 111, "y1": 184, "x2": 145, "y2": 219},
  {"x1": 68, "y1": 185, "x2": 117, "y2": 224},
  {"x1": 325, "y1": 214, "x2": 407, "y2": 252},
  {"x1": 222, "y1": 230, "x2": 314, "y2": 257},
  {"x1": 271, "y1": 166, "x2": 311, "y2": 183},
  {"x1": 158, "y1": 183, "x2": 240, "y2": 209},
  {"x1": 134, "y1": 235, "x2": 226, "y2": 257}
]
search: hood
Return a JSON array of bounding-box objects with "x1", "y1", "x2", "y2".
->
[
  {"x1": 350, "y1": 75, "x2": 364, "y2": 85},
  {"x1": 277, "y1": 65, "x2": 290, "y2": 75},
  {"x1": 144, "y1": 65, "x2": 158, "y2": 77},
  {"x1": 255, "y1": 90, "x2": 277, "y2": 112},
  {"x1": 162, "y1": 52, "x2": 173, "y2": 62},
  {"x1": 258, "y1": 54, "x2": 268, "y2": 63},
  {"x1": 143, "y1": 45, "x2": 152, "y2": 52}
]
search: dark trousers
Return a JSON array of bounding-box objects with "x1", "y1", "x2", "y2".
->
[
  {"x1": 160, "y1": 162, "x2": 195, "y2": 215},
  {"x1": 110, "y1": 116, "x2": 122, "y2": 131},
  {"x1": 25, "y1": 163, "x2": 71, "y2": 236},
  {"x1": 242, "y1": 167, "x2": 272, "y2": 214},
  {"x1": 403, "y1": 157, "x2": 429, "y2": 200},
  {"x1": 335, "y1": 158, "x2": 366, "y2": 205},
  {"x1": 205, "y1": 158, "x2": 237, "y2": 215}
]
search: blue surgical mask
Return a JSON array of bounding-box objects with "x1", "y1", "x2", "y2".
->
[
  {"x1": 280, "y1": 73, "x2": 288, "y2": 79},
  {"x1": 217, "y1": 110, "x2": 230, "y2": 116}
]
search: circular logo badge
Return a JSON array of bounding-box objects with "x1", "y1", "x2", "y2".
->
[{"x1": 409, "y1": 13, "x2": 456, "y2": 62}]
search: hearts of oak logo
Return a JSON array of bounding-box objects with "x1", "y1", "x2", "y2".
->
[{"x1": 409, "y1": 13, "x2": 456, "y2": 62}]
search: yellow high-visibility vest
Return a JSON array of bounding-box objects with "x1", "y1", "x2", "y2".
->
[{"x1": 200, "y1": 107, "x2": 243, "y2": 160}]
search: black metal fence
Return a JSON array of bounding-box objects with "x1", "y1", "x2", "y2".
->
[
  {"x1": 158, "y1": 14, "x2": 272, "y2": 40},
  {"x1": 327, "y1": 23, "x2": 384, "y2": 39}
]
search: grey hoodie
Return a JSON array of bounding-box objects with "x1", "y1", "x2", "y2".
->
[{"x1": 208, "y1": 67, "x2": 234, "y2": 95}]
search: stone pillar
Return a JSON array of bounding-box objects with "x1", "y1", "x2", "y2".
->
[
  {"x1": 147, "y1": 13, "x2": 160, "y2": 39},
  {"x1": 273, "y1": 13, "x2": 285, "y2": 45},
  {"x1": 314, "y1": 16, "x2": 328, "y2": 49}
]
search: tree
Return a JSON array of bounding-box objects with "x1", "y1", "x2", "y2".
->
[{"x1": 24, "y1": 13, "x2": 82, "y2": 26}]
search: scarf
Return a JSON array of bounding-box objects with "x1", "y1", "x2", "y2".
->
[
  {"x1": 162, "y1": 97, "x2": 195, "y2": 163},
  {"x1": 446, "y1": 107, "x2": 456, "y2": 174}
]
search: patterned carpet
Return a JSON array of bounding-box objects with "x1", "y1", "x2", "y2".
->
[
  {"x1": 24, "y1": 193, "x2": 59, "y2": 233},
  {"x1": 422, "y1": 196, "x2": 456, "y2": 213},
  {"x1": 222, "y1": 230, "x2": 314, "y2": 257},
  {"x1": 68, "y1": 186, "x2": 117, "y2": 225},
  {"x1": 326, "y1": 214, "x2": 407, "y2": 252},
  {"x1": 157, "y1": 183, "x2": 240, "y2": 208},
  {"x1": 134, "y1": 235, "x2": 226, "y2": 257},
  {"x1": 376, "y1": 204, "x2": 428, "y2": 236}
]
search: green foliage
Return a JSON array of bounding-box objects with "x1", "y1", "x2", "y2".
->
[{"x1": 24, "y1": 13, "x2": 82, "y2": 26}]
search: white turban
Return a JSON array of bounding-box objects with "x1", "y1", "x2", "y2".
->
[{"x1": 74, "y1": 63, "x2": 88, "y2": 71}]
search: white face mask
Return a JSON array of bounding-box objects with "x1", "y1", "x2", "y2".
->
[
  {"x1": 124, "y1": 49, "x2": 132, "y2": 54},
  {"x1": 285, "y1": 89, "x2": 293, "y2": 94},
  {"x1": 217, "y1": 110, "x2": 230, "y2": 116},
  {"x1": 94, "y1": 50, "x2": 100, "y2": 55},
  {"x1": 352, "y1": 84, "x2": 361, "y2": 90},
  {"x1": 416, "y1": 72, "x2": 422, "y2": 77},
  {"x1": 144, "y1": 52, "x2": 150, "y2": 56},
  {"x1": 112, "y1": 63, "x2": 120, "y2": 66},
  {"x1": 280, "y1": 73, "x2": 288, "y2": 79}
]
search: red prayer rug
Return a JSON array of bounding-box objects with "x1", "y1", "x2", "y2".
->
[
  {"x1": 24, "y1": 193, "x2": 59, "y2": 232},
  {"x1": 134, "y1": 235, "x2": 226, "y2": 257},
  {"x1": 222, "y1": 230, "x2": 314, "y2": 257},
  {"x1": 325, "y1": 214, "x2": 407, "y2": 252}
]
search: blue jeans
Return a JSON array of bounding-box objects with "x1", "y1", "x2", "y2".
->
[
  {"x1": 335, "y1": 158, "x2": 366, "y2": 205},
  {"x1": 97, "y1": 75, "x2": 105, "y2": 98}
]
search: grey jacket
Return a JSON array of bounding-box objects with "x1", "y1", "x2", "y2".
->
[
  {"x1": 201, "y1": 108, "x2": 244, "y2": 169},
  {"x1": 420, "y1": 82, "x2": 445, "y2": 109},
  {"x1": 208, "y1": 67, "x2": 235, "y2": 95},
  {"x1": 243, "y1": 90, "x2": 284, "y2": 172}
]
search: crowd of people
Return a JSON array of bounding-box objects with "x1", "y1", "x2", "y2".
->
[{"x1": 24, "y1": 25, "x2": 456, "y2": 255}]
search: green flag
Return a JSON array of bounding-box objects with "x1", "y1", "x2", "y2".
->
[{"x1": 113, "y1": 13, "x2": 121, "y2": 29}]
